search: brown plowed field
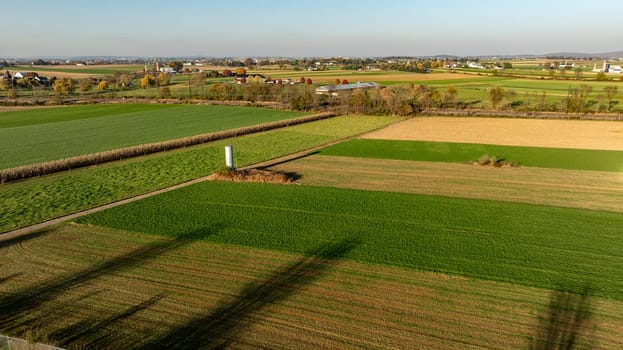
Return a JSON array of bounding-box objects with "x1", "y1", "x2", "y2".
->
[
  {"x1": 2, "y1": 225, "x2": 621, "y2": 349},
  {"x1": 363, "y1": 117, "x2": 623, "y2": 150},
  {"x1": 268, "y1": 155, "x2": 623, "y2": 213}
]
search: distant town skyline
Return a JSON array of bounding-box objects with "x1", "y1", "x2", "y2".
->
[{"x1": 4, "y1": 0, "x2": 623, "y2": 58}]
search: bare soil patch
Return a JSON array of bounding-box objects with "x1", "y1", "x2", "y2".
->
[
  {"x1": 363, "y1": 117, "x2": 623, "y2": 151},
  {"x1": 207, "y1": 169, "x2": 298, "y2": 184},
  {"x1": 1, "y1": 224, "x2": 621, "y2": 349},
  {"x1": 268, "y1": 155, "x2": 623, "y2": 213}
]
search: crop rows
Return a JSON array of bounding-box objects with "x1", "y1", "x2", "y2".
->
[
  {"x1": 79, "y1": 181, "x2": 623, "y2": 300},
  {"x1": 2, "y1": 224, "x2": 621, "y2": 349},
  {"x1": 0, "y1": 104, "x2": 306, "y2": 169}
]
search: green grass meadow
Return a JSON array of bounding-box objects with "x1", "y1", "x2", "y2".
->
[
  {"x1": 0, "y1": 115, "x2": 394, "y2": 232},
  {"x1": 319, "y1": 139, "x2": 623, "y2": 172},
  {"x1": 78, "y1": 181, "x2": 623, "y2": 300},
  {"x1": 0, "y1": 104, "x2": 305, "y2": 169}
]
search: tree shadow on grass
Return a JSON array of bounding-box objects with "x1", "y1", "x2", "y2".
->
[
  {"x1": 143, "y1": 237, "x2": 360, "y2": 349},
  {"x1": 0, "y1": 225, "x2": 220, "y2": 342},
  {"x1": 530, "y1": 285, "x2": 594, "y2": 350}
]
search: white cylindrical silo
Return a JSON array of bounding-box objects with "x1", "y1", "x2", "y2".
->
[{"x1": 225, "y1": 145, "x2": 234, "y2": 170}]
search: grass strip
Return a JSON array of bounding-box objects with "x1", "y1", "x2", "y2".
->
[{"x1": 319, "y1": 139, "x2": 623, "y2": 172}]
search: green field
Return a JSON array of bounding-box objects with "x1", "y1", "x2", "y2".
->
[
  {"x1": 0, "y1": 115, "x2": 394, "y2": 232},
  {"x1": 0, "y1": 104, "x2": 305, "y2": 169},
  {"x1": 9, "y1": 65, "x2": 142, "y2": 75},
  {"x1": 319, "y1": 139, "x2": 623, "y2": 172},
  {"x1": 78, "y1": 181, "x2": 623, "y2": 300}
]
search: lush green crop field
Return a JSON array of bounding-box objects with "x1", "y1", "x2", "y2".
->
[
  {"x1": 0, "y1": 104, "x2": 305, "y2": 169},
  {"x1": 0, "y1": 116, "x2": 394, "y2": 232},
  {"x1": 78, "y1": 181, "x2": 623, "y2": 299},
  {"x1": 319, "y1": 139, "x2": 623, "y2": 172}
]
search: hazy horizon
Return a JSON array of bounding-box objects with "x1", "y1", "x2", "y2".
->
[{"x1": 4, "y1": 0, "x2": 623, "y2": 58}]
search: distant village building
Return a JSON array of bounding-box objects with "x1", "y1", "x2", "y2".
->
[
  {"x1": 592, "y1": 61, "x2": 622, "y2": 74},
  {"x1": 159, "y1": 67, "x2": 176, "y2": 73},
  {"x1": 315, "y1": 82, "x2": 381, "y2": 96},
  {"x1": 467, "y1": 62, "x2": 485, "y2": 69}
]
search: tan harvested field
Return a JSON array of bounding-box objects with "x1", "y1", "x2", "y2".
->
[
  {"x1": 363, "y1": 117, "x2": 623, "y2": 151},
  {"x1": 1, "y1": 224, "x2": 622, "y2": 349},
  {"x1": 309, "y1": 72, "x2": 481, "y2": 84},
  {"x1": 268, "y1": 155, "x2": 623, "y2": 213}
]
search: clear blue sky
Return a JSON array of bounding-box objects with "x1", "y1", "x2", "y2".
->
[{"x1": 3, "y1": 0, "x2": 623, "y2": 57}]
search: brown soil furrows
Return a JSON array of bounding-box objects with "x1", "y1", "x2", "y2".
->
[
  {"x1": 1, "y1": 225, "x2": 622, "y2": 349},
  {"x1": 269, "y1": 155, "x2": 623, "y2": 213},
  {"x1": 363, "y1": 116, "x2": 623, "y2": 151}
]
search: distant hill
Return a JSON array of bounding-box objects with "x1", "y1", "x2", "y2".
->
[{"x1": 544, "y1": 51, "x2": 623, "y2": 59}]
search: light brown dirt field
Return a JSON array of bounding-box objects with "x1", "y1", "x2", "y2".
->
[
  {"x1": 309, "y1": 72, "x2": 481, "y2": 84},
  {"x1": 1, "y1": 225, "x2": 621, "y2": 349},
  {"x1": 363, "y1": 117, "x2": 623, "y2": 151},
  {"x1": 268, "y1": 155, "x2": 623, "y2": 213}
]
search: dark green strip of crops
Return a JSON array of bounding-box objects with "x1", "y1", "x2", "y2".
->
[
  {"x1": 319, "y1": 139, "x2": 623, "y2": 172},
  {"x1": 78, "y1": 181, "x2": 623, "y2": 300}
]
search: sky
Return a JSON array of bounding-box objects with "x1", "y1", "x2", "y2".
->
[{"x1": 3, "y1": 0, "x2": 623, "y2": 58}]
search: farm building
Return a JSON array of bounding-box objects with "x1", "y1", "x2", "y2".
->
[
  {"x1": 592, "y1": 61, "x2": 623, "y2": 74},
  {"x1": 315, "y1": 82, "x2": 381, "y2": 95}
]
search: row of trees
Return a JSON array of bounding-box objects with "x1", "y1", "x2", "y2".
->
[{"x1": 488, "y1": 85, "x2": 620, "y2": 112}]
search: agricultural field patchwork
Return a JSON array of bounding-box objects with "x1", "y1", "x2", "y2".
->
[
  {"x1": 0, "y1": 104, "x2": 306, "y2": 169},
  {"x1": 2, "y1": 225, "x2": 621, "y2": 349},
  {"x1": 0, "y1": 115, "x2": 394, "y2": 232},
  {"x1": 268, "y1": 155, "x2": 623, "y2": 213},
  {"x1": 77, "y1": 181, "x2": 623, "y2": 300},
  {"x1": 2, "y1": 110, "x2": 623, "y2": 348}
]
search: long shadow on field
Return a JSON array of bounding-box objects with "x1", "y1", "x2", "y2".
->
[
  {"x1": 49, "y1": 293, "x2": 165, "y2": 348},
  {"x1": 0, "y1": 273, "x2": 23, "y2": 285},
  {"x1": 0, "y1": 228, "x2": 54, "y2": 250},
  {"x1": 0, "y1": 226, "x2": 217, "y2": 340},
  {"x1": 143, "y1": 238, "x2": 360, "y2": 350},
  {"x1": 258, "y1": 150, "x2": 320, "y2": 170},
  {"x1": 530, "y1": 286, "x2": 594, "y2": 350}
]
